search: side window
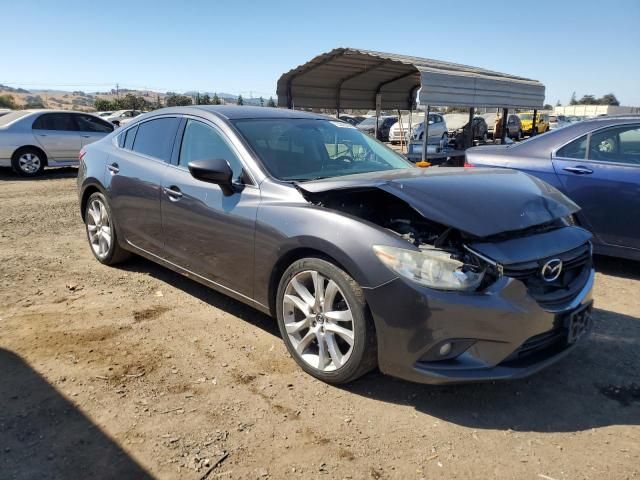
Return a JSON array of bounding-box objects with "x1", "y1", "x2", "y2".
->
[
  {"x1": 123, "y1": 125, "x2": 138, "y2": 150},
  {"x1": 589, "y1": 125, "x2": 640, "y2": 165},
  {"x1": 179, "y1": 119, "x2": 245, "y2": 182},
  {"x1": 76, "y1": 114, "x2": 114, "y2": 133},
  {"x1": 557, "y1": 134, "x2": 587, "y2": 159},
  {"x1": 32, "y1": 113, "x2": 78, "y2": 131},
  {"x1": 131, "y1": 118, "x2": 179, "y2": 161}
]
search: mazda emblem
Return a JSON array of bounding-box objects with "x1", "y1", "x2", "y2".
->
[{"x1": 541, "y1": 259, "x2": 563, "y2": 282}]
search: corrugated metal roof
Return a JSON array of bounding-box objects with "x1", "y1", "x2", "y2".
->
[{"x1": 277, "y1": 48, "x2": 545, "y2": 110}]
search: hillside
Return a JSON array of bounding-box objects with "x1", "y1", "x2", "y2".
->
[{"x1": 0, "y1": 85, "x2": 272, "y2": 111}]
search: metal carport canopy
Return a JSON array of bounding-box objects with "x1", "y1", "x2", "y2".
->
[{"x1": 277, "y1": 48, "x2": 545, "y2": 110}]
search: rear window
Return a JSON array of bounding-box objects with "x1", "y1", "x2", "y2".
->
[
  {"x1": 0, "y1": 111, "x2": 31, "y2": 126},
  {"x1": 557, "y1": 134, "x2": 587, "y2": 159},
  {"x1": 124, "y1": 125, "x2": 138, "y2": 150},
  {"x1": 131, "y1": 118, "x2": 180, "y2": 161}
]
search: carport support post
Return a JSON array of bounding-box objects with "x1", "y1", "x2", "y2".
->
[
  {"x1": 468, "y1": 107, "x2": 475, "y2": 148},
  {"x1": 374, "y1": 93, "x2": 382, "y2": 139},
  {"x1": 532, "y1": 109, "x2": 538, "y2": 136},
  {"x1": 501, "y1": 108, "x2": 509, "y2": 144},
  {"x1": 421, "y1": 105, "x2": 430, "y2": 162}
]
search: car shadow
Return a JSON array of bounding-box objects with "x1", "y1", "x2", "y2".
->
[
  {"x1": 594, "y1": 254, "x2": 640, "y2": 280},
  {"x1": 120, "y1": 255, "x2": 279, "y2": 337},
  {"x1": 0, "y1": 348, "x2": 153, "y2": 480},
  {"x1": 0, "y1": 166, "x2": 78, "y2": 181},
  {"x1": 342, "y1": 306, "x2": 640, "y2": 433}
]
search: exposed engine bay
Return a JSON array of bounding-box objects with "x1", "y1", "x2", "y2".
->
[{"x1": 300, "y1": 187, "x2": 490, "y2": 283}]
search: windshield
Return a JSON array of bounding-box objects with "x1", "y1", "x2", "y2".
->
[
  {"x1": 519, "y1": 113, "x2": 534, "y2": 120},
  {"x1": 232, "y1": 118, "x2": 413, "y2": 181},
  {"x1": 0, "y1": 111, "x2": 30, "y2": 126},
  {"x1": 357, "y1": 117, "x2": 378, "y2": 127}
]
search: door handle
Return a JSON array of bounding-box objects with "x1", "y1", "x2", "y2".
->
[
  {"x1": 563, "y1": 166, "x2": 593, "y2": 175},
  {"x1": 81, "y1": 134, "x2": 91, "y2": 138},
  {"x1": 38, "y1": 134, "x2": 47, "y2": 137},
  {"x1": 107, "y1": 163, "x2": 119, "y2": 174},
  {"x1": 163, "y1": 186, "x2": 183, "y2": 200}
]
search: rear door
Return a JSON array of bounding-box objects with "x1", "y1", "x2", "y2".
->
[
  {"x1": 160, "y1": 117, "x2": 259, "y2": 298},
  {"x1": 32, "y1": 112, "x2": 82, "y2": 161},
  {"x1": 75, "y1": 113, "x2": 114, "y2": 147},
  {"x1": 106, "y1": 116, "x2": 181, "y2": 255},
  {"x1": 552, "y1": 123, "x2": 640, "y2": 249}
]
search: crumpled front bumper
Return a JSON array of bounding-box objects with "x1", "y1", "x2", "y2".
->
[{"x1": 364, "y1": 269, "x2": 595, "y2": 385}]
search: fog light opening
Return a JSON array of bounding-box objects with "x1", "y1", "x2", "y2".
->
[{"x1": 439, "y1": 342, "x2": 452, "y2": 357}]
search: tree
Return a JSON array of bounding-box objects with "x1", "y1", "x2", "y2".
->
[
  {"x1": 202, "y1": 94, "x2": 211, "y2": 105},
  {"x1": 267, "y1": 96, "x2": 276, "y2": 107},
  {"x1": 543, "y1": 104, "x2": 553, "y2": 110},
  {"x1": 236, "y1": 94, "x2": 244, "y2": 106},
  {"x1": 556, "y1": 100, "x2": 561, "y2": 107},
  {"x1": 94, "y1": 98, "x2": 113, "y2": 111},
  {"x1": 577, "y1": 94, "x2": 597, "y2": 105},
  {"x1": 259, "y1": 96, "x2": 264, "y2": 107},
  {"x1": 165, "y1": 94, "x2": 192, "y2": 107},
  {"x1": 600, "y1": 93, "x2": 619, "y2": 106},
  {"x1": 0, "y1": 94, "x2": 17, "y2": 109},
  {"x1": 212, "y1": 93, "x2": 221, "y2": 105},
  {"x1": 569, "y1": 92, "x2": 577, "y2": 105}
]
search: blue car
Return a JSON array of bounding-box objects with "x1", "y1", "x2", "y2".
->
[{"x1": 465, "y1": 117, "x2": 640, "y2": 261}]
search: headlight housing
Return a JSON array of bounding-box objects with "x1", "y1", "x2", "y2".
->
[{"x1": 373, "y1": 245, "x2": 485, "y2": 291}]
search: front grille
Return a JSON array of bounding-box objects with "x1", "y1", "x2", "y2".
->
[{"x1": 503, "y1": 243, "x2": 592, "y2": 309}]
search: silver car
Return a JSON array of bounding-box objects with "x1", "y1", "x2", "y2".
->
[
  {"x1": 409, "y1": 113, "x2": 448, "y2": 143},
  {"x1": 104, "y1": 109, "x2": 143, "y2": 127},
  {"x1": 0, "y1": 110, "x2": 114, "y2": 176}
]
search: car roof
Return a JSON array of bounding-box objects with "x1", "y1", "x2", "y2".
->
[{"x1": 192, "y1": 105, "x2": 329, "y2": 120}]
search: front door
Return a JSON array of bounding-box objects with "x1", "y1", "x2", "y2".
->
[
  {"x1": 32, "y1": 112, "x2": 82, "y2": 161},
  {"x1": 552, "y1": 124, "x2": 640, "y2": 250},
  {"x1": 161, "y1": 118, "x2": 259, "y2": 298}
]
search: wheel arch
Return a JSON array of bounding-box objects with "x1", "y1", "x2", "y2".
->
[
  {"x1": 12, "y1": 145, "x2": 48, "y2": 166},
  {"x1": 79, "y1": 182, "x2": 108, "y2": 221},
  {"x1": 267, "y1": 247, "x2": 353, "y2": 317}
]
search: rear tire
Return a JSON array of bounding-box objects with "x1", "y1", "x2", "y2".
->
[
  {"x1": 84, "y1": 192, "x2": 130, "y2": 265},
  {"x1": 276, "y1": 257, "x2": 377, "y2": 384},
  {"x1": 12, "y1": 147, "x2": 45, "y2": 177}
]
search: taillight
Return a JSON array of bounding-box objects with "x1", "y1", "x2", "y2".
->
[
  {"x1": 463, "y1": 160, "x2": 475, "y2": 168},
  {"x1": 78, "y1": 149, "x2": 86, "y2": 161}
]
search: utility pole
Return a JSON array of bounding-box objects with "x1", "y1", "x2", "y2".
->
[{"x1": 116, "y1": 83, "x2": 119, "y2": 98}]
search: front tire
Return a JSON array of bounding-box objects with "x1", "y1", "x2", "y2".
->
[
  {"x1": 84, "y1": 192, "x2": 130, "y2": 265},
  {"x1": 276, "y1": 258, "x2": 377, "y2": 384},
  {"x1": 12, "y1": 147, "x2": 45, "y2": 177}
]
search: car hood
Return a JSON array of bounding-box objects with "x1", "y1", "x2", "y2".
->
[{"x1": 297, "y1": 168, "x2": 579, "y2": 238}]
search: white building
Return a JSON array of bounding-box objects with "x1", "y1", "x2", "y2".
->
[{"x1": 554, "y1": 105, "x2": 640, "y2": 118}]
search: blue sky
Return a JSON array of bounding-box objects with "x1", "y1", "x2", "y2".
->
[{"x1": 3, "y1": 0, "x2": 639, "y2": 105}]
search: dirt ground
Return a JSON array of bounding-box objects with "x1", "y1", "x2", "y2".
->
[{"x1": 1, "y1": 168, "x2": 638, "y2": 480}]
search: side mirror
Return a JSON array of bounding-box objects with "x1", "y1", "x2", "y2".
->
[{"x1": 188, "y1": 158, "x2": 235, "y2": 196}]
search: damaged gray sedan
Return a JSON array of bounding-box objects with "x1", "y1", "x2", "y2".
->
[{"x1": 77, "y1": 106, "x2": 595, "y2": 385}]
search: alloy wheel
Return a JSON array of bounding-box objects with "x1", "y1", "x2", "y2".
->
[
  {"x1": 86, "y1": 199, "x2": 112, "y2": 259},
  {"x1": 282, "y1": 270, "x2": 355, "y2": 371},
  {"x1": 18, "y1": 152, "x2": 41, "y2": 174}
]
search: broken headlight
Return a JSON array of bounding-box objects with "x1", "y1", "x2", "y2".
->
[{"x1": 373, "y1": 245, "x2": 485, "y2": 291}]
